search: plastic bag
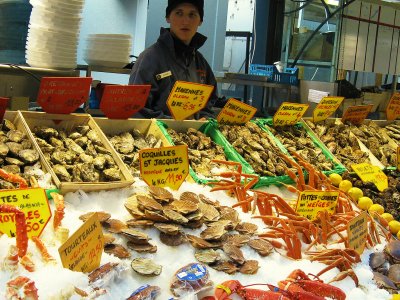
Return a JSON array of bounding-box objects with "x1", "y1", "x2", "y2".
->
[{"x1": 127, "y1": 285, "x2": 160, "y2": 300}]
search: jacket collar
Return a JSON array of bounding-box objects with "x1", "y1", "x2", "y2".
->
[{"x1": 158, "y1": 27, "x2": 207, "y2": 53}]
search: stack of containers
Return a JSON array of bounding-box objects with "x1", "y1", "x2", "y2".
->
[
  {"x1": 0, "y1": 0, "x2": 32, "y2": 64},
  {"x1": 84, "y1": 34, "x2": 132, "y2": 68},
  {"x1": 25, "y1": 0, "x2": 85, "y2": 69}
]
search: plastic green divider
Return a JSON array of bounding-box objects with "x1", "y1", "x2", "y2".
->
[
  {"x1": 256, "y1": 119, "x2": 347, "y2": 179},
  {"x1": 155, "y1": 120, "x2": 255, "y2": 185},
  {"x1": 209, "y1": 119, "x2": 297, "y2": 188}
]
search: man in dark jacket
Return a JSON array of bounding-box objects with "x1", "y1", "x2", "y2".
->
[{"x1": 129, "y1": 0, "x2": 218, "y2": 119}]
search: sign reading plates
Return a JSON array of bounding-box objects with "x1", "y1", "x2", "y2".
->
[
  {"x1": 0, "y1": 188, "x2": 50, "y2": 238},
  {"x1": 139, "y1": 145, "x2": 189, "y2": 190},
  {"x1": 386, "y1": 92, "x2": 400, "y2": 121},
  {"x1": 0, "y1": 97, "x2": 9, "y2": 122},
  {"x1": 312, "y1": 96, "x2": 344, "y2": 123},
  {"x1": 59, "y1": 213, "x2": 104, "y2": 273},
  {"x1": 351, "y1": 163, "x2": 388, "y2": 192},
  {"x1": 273, "y1": 102, "x2": 309, "y2": 126},
  {"x1": 216, "y1": 98, "x2": 257, "y2": 125},
  {"x1": 166, "y1": 81, "x2": 214, "y2": 120},
  {"x1": 347, "y1": 212, "x2": 368, "y2": 255},
  {"x1": 99, "y1": 84, "x2": 151, "y2": 119},
  {"x1": 295, "y1": 190, "x2": 339, "y2": 221},
  {"x1": 37, "y1": 77, "x2": 92, "y2": 114},
  {"x1": 341, "y1": 105, "x2": 373, "y2": 125}
]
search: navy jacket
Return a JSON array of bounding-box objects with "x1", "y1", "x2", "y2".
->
[{"x1": 129, "y1": 27, "x2": 217, "y2": 119}]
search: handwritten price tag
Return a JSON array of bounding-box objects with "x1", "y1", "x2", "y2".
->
[
  {"x1": 351, "y1": 163, "x2": 388, "y2": 192},
  {"x1": 273, "y1": 102, "x2": 309, "y2": 126},
  {"x1": 347, "y1": 212, "x2": 368, "y2": 255},
  {"x1": 0, "y1": 188, "x2": 50, "y2": 238},
  {"x1": 167, "y1": 81, "x2": 214, "y2": 120},
  {"x1": 386, "y1": 92, "x2": 400, "y2": 121},
  {"x1": 139, "y1": 145, "x2": 189, "y2": 190},
  {"x1": 37, "y1": 77, "x2": 92, "y2": 114},
  {"x1": 0, "y1": 97, "x2": 9, "y2": 122},
  {"x1": 216, "y1": 98, "x2": 257, "y2": 125},
  {"x1": 99, "y1": 84, "x2": 151, "y2": 119},
  {"x1": 295, "y1": 190, "x2": 339, "y2": 221},
  {"x1": 341, "y1": 105, "x2": 373, "y2": 125},
  {"x1": 313, "y1": 96, "x2": 344, "y2": 123},
  {"x1": 59, "y1": 213, "x2": 103, "y2": 273}
]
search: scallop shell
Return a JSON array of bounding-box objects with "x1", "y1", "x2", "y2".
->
[
  {"x1": 126, "y1": 219, "x2": 155, "y2": 228},
  {"x1": 104, "y1": 244, "x2": 131, "y2": 259},
  {"x1": 248, "y1": 238, "x2": 274, "y2": 256},
  {"x1": 222, "y1": 234, "x2": 251, "y2": 247},
  {"x1": 235, "y1": 222, "x2": 258, "y2": 235},
  {"x1": 79, "y1": 211, "x2": 111, "y2": 223},
  {"x1": 137, "y1": 195, "x2": 163, "y2": 212},
  {"x1": 198, "y1": 202, "x2": 220, "y2": 222},
  {"x1": 222, "y1": 243, "x2": 245, "y2": 265},
  {"x1": 239, "y1": 260, "x2": 259, "y2": 274},
  {"x1": 194, "y1": 249, "x2": 221, "y2": 264},
  {"x1": 131, "y1": 258, "x2": 162, "y2": 276},
  {"x1": 210, "y1": 260, "x2": 238, "y2": 274},
  {"x1": 170, "y1": 200, "x2": 199, "y2": 214},
  {"x1": 200, "y1": 224, "x2": 227, "y2": 241},
  {"x1": 144, "y1": 210, "x2": 169, "y2": 222},
  {"x1": 127, "y1": 241, "x2": 157, "y2": 253},
  {"x1": 163, "y1": 209, "x2": 188, "y2": 224},
  {"x1": 159, "y1": 232, "x2": 186, "y2": 246},
  {"x1": 120, "y1": 228, "x2": 150, "y2": 244},
  {"x1": 154, "y1": 223, "x2": 181, "y2": 235},
  {"x1": 180, "y1": 191, "x2": 200, "y2": 204},
  {"x1": 148, "y1": 186, "x2": 173, "y2": 202},
  {"x1": 102, "y1": 218, "x2": 128, "y2": 234},
  {"x1": 186, "y1": 234, "x2": 221, "y2": 249}
]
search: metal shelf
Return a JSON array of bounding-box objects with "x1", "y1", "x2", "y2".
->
[{"x1": 76, "y1": 64, "x2": 132, "y2": 77}]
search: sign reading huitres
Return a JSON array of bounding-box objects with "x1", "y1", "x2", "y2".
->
[
  {"x1": 217, "y1": 98, "x2": 257, "y2": 125},
  {"x1": 139, "y1": 145, "x2": 189, "y2": 190},
  {"x1": 273, "y1": 102, "x2": 309, "y2": 126},
  {"x1": 166, "y1": 81, "x2": 214, "y2": 120}
]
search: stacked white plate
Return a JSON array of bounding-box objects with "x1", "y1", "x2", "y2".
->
[
  {"x1": 26, "y1": 0, "x2": 84, "y2": 69},
  {"x1": 84, "y1": 34, "x2": 132, "y2": 68}
]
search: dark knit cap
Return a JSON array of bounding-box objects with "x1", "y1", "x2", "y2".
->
[{"x1": 166, "y1": 0, "x2": 204, "y2": 21}]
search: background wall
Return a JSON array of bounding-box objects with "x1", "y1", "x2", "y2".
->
[{"x1": 78, "y1": 0, "x2": 229, "y2": 84}]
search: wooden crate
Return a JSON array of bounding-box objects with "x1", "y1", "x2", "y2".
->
[{"x1": 19, "y1": 111, "x2": 134, "y2": 193}]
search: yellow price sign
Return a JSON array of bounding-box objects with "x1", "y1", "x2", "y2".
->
[
  {"x1": 273, "y1": 102, "x2": 309, "y2": 126},
  {"x1": 216, "y1": 98, "x2": 257, "y2": 125},
  {"x1": 341, "y1": 105, "x2": 373, "y2": 125},
  {"x1": 139, "y1": 145, "x2": 189, "y2": 190},
  {"x1": 386, "y1": 92, "x2": 400, "y2": 121},
  {"x1": 295, "y1": 190, "x2": 338, "y2": 221},
  {"x1": 0, "y1": 188, "x2": 51, "y2": 238},
  {"x1": 59, "y1": 213, "x2": 104, "y2": 273},
  {"x1": 347, "y1": 212, "x2": 368, "y2": 255},
  {"x1": 312, "y1": 96, "x2": 344, "y2": 123},
  {"x1": 351, "y1": 163, "x2": 388, "y2": 192},
  {"x1": 166, "y1": 81, "x2": 214, "y2": 120}
]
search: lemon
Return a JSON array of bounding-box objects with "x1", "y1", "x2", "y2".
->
[
  {"x1": 389, "y1": 220, "x2": 400, "y2": 235},
  {"x1": 329, "y1": 173, "x2": 342, "y2": 186},
  {"x1": 397, "y1": 230, "x2": 400, "y2": 240},
  {"x1": 339, "y1": 179, "x2": 352, "y2": 192},
  {"x1": 347, "y1": 187, "x2": 363, "y2": 202},
  {"x1": 392, "y1": 294, "x2": 400, "y2": 300},
  {"x1": 368, "y1": 204, "x2": 384, "y2": 215},
  {"x1": 381, "y1": 213, "x2": 394, "y2": 223},
  {"x1": 358, "y1": 196, "x2": 373, "y2": 210}
]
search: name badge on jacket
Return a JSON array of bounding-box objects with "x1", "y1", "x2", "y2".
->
[{"x1": 156, "y1": 71, "x2": 172, "y2": 81}]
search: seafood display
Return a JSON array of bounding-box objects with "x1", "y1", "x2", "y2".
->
[
  {"x1": 345, "y1": 121, "x2": 396, "y2": 167},
  {"x1": 343, "y1": 169, "x2": 400, "y2": 221},
  {"x1": 263, "y1": 122, "x2": 336, "y2": 172},
  {"x1": 369, "y1": 240, "x2": 400, "y2": 294},
  {"x1": 107, "y1": 129, "x2": 162, "y2": 176},
  {"x1": 31, "y1": 125, "x2": 124, "y2": 182},
  {"x1": 166, "y1": 127, "x2": 233, "y2": 178},
  {"x1": 218, "y1": 122, "x2": 292, "y2": 176},
  {"x1": 382, "y1": 121, "x2": 400, "y2": 143},
  {"x1": 0, "y1": 118, "x2": 49, "y2": 189},
  {"x1": 305, "y1": 119, "x2": 372, "y2": 169}
]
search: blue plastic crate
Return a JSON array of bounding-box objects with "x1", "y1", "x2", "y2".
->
[
  {"x1": 273, "y1": 67, "x2": 299, "y2": 86},
  {"x1": 249, "y1": 64, "x2": 274, "y2": 77}
]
